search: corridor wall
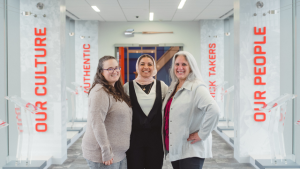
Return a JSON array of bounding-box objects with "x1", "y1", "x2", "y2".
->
[
  {"x1": 224, "y1": 16, "x2": 234, "y2": 88},
  {"x1": 75, "y1": 20, "x2": 98, "y2": 120},
  {"x1": 199, "y1": 20, "x2": 225, "y2": 117},
  {"x1": 279, "y1": 0, "x2": 294, "y2": 161},
  {"x1": 0, "y1": 0, "x2": 7, "y2": 168},
  {"x1": 65, "y1": 17, "x2": 75, "y2": 122},
  {"x1": 98, "y1": 21, "x2": 201, "y2": 67},
  {"x1": 234, "y1": 0, "x2": 280, "y2": 163},
  {"x1": 20, "y1": 0, "x2": 67, "y2": 164},
  {"x1": 0, "y1": 0, "x2": 21, "y2": 168}
]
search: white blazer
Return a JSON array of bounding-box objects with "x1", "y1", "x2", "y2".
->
[{"x1": 161, "y1": 80, "x2": 220, "y2": 161}]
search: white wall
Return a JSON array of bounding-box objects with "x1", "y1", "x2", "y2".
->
[
  {"x1": 7, "y1": 0, "x2": 21, "y2": 164},
  {"x1": 199, "y1": 20, "x2": 225, "y2": 117},
  {"x1": 224, "y1": 16, "x2": 234, "y2": 87},
  {"x1": 98, "y1": 21, "x2": 201, "y2": 66},
  {"x1": 20, "y1": 0, "x2": 67, "y2": 164},
  {"x1": 295, "y1": 0, "x2": 300, "y2": 163},
  {"x1": 234, "y1": 0, "x2": 280, "y2": 163},
  {"x1": 0, "y1": 0, "x2": 8, "y2": 168},
  {"x1": 75, "y1": 20, "x2": 98, "y2": 120},
  {"x1": 280, "y1": 0, "x2": 294, "y2": 160},
  {"x1": 66, "y1": 17, "x2": 75, "y2": 122}
]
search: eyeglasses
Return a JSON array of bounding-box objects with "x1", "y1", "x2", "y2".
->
[{"x1": 102, "y1": 67, "x2": 121, "y2": 73}]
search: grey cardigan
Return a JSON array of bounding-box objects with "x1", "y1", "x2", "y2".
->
[
  {"x1": 162, "y1": 80, "x2": 220, "y2": 161},
  {"x1": 82, "y1": 84, "x2": 132, "y2": 163}
]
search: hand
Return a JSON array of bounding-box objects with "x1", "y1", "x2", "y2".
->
[
  {"x1": 187, "y1": 132, "x2": 201, "y2": 144},
  {"x1": 104, "y1": 158, "x2": 113, "y2": 165}
]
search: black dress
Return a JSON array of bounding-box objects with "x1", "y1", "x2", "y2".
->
[{"x1": 126, "y1": 80, "x2": 164, "y2": 169}]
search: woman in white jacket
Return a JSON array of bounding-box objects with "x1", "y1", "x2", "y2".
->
[{"x1": 162, "y1": 51, "x2": 220, "y2": 169}]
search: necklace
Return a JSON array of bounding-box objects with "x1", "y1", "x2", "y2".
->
[{"x1": 142, "y1": 82, "x2": 154, "y2": 94}]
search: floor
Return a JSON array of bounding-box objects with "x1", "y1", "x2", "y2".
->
[{"x1": 49, "y1": 131, "x2": 256, "y2": 169}]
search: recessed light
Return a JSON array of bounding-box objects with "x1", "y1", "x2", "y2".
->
[
  {"x1": 91, "y1": 6, "x2": 100, "y2": 12},
  {"x1": 149, "y1": 12, "x2": 154, "y2": 21},
  {"x1": 178, "y1": 0, "x2": 186, "y2": 9}
]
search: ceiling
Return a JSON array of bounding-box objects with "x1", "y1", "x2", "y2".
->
[{"x1": 66, "y1": 0, "x2": 234, "y2": 22}]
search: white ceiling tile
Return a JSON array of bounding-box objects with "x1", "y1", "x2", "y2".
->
[
  {"x1": 210, "y1": 0, "x2": 234, "y2": 6},
  {"x1": 66, "y1": 0, "x2": 88, "y2": 7},
  {"x1": 66, "y1": 0, "x2": 234, "y2": 21}
]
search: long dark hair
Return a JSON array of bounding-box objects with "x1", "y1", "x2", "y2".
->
[{"x1": 88, "y1": 56, "x2": 131, "y2": 107}]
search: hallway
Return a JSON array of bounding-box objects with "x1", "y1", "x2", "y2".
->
[{"x1": 49, "y1": 131, "x2": 255, "y2": 169}]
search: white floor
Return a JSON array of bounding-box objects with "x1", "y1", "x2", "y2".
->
[
  {"x1": 223, "y1": 130, "x2": 234, "y2": 138},
  {"x1": 67, "y1": 131, "x2": 78, "y2": 140},
  {"x1": 67, "y1": 122, "x2": 87, "y2": 128},
  {"x1": 217, "y1": 121, "x2": 234, "y2": 127}
]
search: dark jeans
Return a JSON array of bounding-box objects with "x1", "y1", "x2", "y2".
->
[
  {"x1": 171, "y1": 157, "x2": 205, "y2": 169},
  {"x1": 85, "y1": 158, "x2": 127, "y2": 169}
]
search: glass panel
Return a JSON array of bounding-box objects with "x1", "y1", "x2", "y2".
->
[
  {"x1": 279, "y1": 0, "x2": 294, "y2": 162},
  {"x1": 294, "y1": 0, "x2": 300, "y2": 163}
]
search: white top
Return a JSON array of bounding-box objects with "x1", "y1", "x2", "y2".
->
[
  {"x1": 124, "y1": 80, "x2": 168, "y2": 116},
  {"x1": 161, "y1": 80, "x2": 220, "y2": 161}
]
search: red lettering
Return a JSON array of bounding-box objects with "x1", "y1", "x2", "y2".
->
[
  {"x1": 83, "y1": 53, "x2": 90, "y2": 57},
  {"x1": 209, "y1": 55, "x2": 216, "y2": 59},
  {"x1": 254, "y1": 91, "x2": 266, "y2": 99},
  {"x1": 209, "y1": 81, "x2": 216, "y2": 86},
  {"x1": 254, "y1": 76, "x2": 266, "y2": 85},
  {"x1": 254, "y1": 27, "x2": 266, "y2": 35},
  {"x1": 209, "y1": 43, "x2": 216, "y2": 48},
  {"x1": 254, "y1": 46, "x2": 266, "y2": 54},
  {"x1": 34, "y1": 28, "x2": 46, "y2": 36},
  {"x1": 209, "y1": 72, "x2": 216, "y2": 77},
  {"x1": 83, "y1": 77, "x2": 90, "y2": 82},
  {"x1": 254, "y1": 113, "x2": 266, "y2": 122},
  {"x1": 209, "y1": 60, "x2": 216, "y2": 66},
  {"x1": 35, "y1": 66, "x2": 47, "y2": 74},
  {"x1": 254, "y1": 56, "x2": 266, "y2": 65},
  {"x1": 83, "y1": 44, "x2": 90, "y2": 49},
  {"x1": 35, "y1": 101, "x2": 47, "y2": 110},
  {"x1": 254, "y1": 67, "x2": 266, "y2": 75},
  {"x1": 254, "y1": 102, "x2": 266, "y2": 111},
  {"x1": 34, "y1": 27, "x2": 47, "y2": 131},
  {"x1": 209, "y1": 49, "x2": 216, "y2": 54},
  {"x1": 83, "y1": 65, "x2": 90, "y2": 69},
  {"x1": 254, "y1": 36, "x2": 266, "y2": 44},
  {"x1": 84, "y1": 58, "x2": 90, "y2": 64},
  {"x1": 35, "y1": 59, "x2": 46, "y2": 67},
  {"x1": 35, "y1": 48, "x2": 47, "y2": 57},
  {"x1": 84, "y1": 71, "x2": 90, "y2": 76},
  {"x1": 209, "y1": 66, "x2": 216, "y2": 72},
  {"x1": 36, "y1": 123, "x2": 47, "y2": 132},
  {"x1": 35, "y1": 87, "x2": 47, "y2": 96},
  {"x1": 35, "y1": 76, "x2": 47, "y2": 85},
  {"x1": 35, "y1": 38, "x2": 46, "y2": 46},
  {"x1": 36, "y1": 112, "x2": 47, "y2": 121}
]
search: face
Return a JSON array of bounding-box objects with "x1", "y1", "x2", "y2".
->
[
  {"x1": 101, "y1": 59, "x2": 120, "y2": 86},
  {"x1": 174, "y1": 55, "x2": 191, "y2": 81},
  {"x1": 138, "y1": 57, "x2": 154, "y2": 78}
]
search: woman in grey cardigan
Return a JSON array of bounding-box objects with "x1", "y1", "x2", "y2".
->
[
  {"x1": 82, "y1": 56, "x2": 132, "y2": 169},
  {"x1": 162, "y1": 51, "x2": 220, "y2": 169}
]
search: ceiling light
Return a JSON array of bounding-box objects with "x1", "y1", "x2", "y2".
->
[
  {"x1": 178, "y1": 0, "x2": 186, "y2": 9},
  {"x1": 149, "y1": 12, "x2": 154, "y2": 21},
  {"x1": 22, "y1": 11, "x2": 32, "y2": 16},
  {"x1": 91, "y1": 6, "x2": 100, "y2": 12}
]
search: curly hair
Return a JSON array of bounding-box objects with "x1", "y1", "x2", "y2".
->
[{"x1": 88, "y1": 56, "x2": 131, "y2": 107}]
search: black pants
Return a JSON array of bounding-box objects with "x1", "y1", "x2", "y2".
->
[
  {"x1": 171, "y1": 157, "x2": 205, "y2": 169},
  {"x1": 126, "y1": 130, "x2": 164, "y2": 169}
]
